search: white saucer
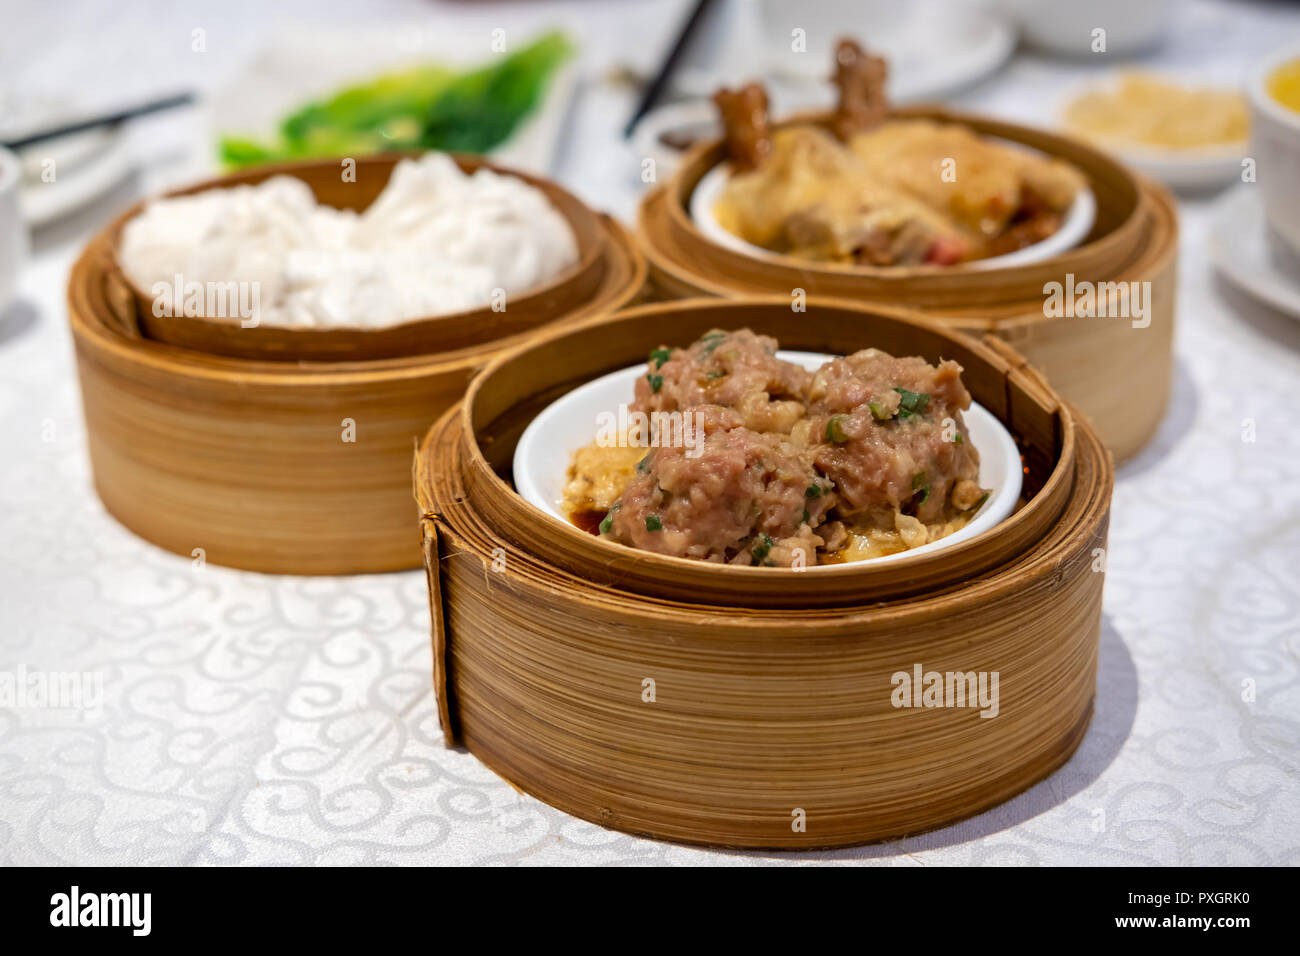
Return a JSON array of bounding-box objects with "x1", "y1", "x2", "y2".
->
[
  {"x1": 513, "y1": 350, "x2": 1023, "y2": 569},
  {"x1": 674, "y1": 2, "x2": 1015, "y2": 105},
  {"x1": 690, "y1": 156, "x2": 1097, "y2": 271},
  {"x1": 1209, "y1": 186, "x2": 1300, "y2": 320},
  {"x1": 19, "y1": 131, "x2": 134, "y2": 227},
  {"x1": 0, "y1": 91, "x2": 136, "y2": 227}
]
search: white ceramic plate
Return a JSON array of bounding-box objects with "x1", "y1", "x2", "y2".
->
[
  {"x1": 690, "y1": 158, "x2": 1097, "y2": 271},
  {"x1": 513, "y1": 350, "x2": 1023, "y2": 569},
  {"x1": 0, "y1": 90, "x2": 136, "y2": 227},
  {"x1": 18, "y1": 132, "x2": 134, "y2": 227},
  {"x1": 1209, "y1": 186, "x2": 1300, "y2": 321},
  {"x1": 207, "y1": 24, "x2": 578, "y2": 176}
]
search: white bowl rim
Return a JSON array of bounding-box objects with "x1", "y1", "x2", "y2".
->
[
  {"x1": 512, "y1": 350, "x2": 1024, "y2": 571},
  {"x1": 1248, "y1": 45, "x2": 1300, "y2": 133},
  {"x1": 688, "y1": 138, "x2": 1097, "y2": 272}
]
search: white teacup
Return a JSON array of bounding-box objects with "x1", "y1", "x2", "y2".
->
[
  {"x1": 0, "y1": 145, "x2": 27, "y2": 315},
  {"x1": 1249, "y1": 48, "x2": 1300, "y2": 262}
]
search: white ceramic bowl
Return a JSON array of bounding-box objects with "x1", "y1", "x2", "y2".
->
[
  {"x1": 513, "y1": 350, "x2": 1023, "y2": 569},
  {"x1": 1000, "y1": 0, "x2": 1179, "y2": 56},
  {"x1": 1058, "y1": 76, "x2": 1248, "y2": 193},
  {"x1": 1248, "y1": 47, "x2": 1300, "y2": 261},
  {"x1": 690, "y1": 157, "x2": 1096, "y2": 271}
]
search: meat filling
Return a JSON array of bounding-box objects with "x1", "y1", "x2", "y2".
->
[{"x1": 564, "y1": 329, "x2": 993, "y2": 566}]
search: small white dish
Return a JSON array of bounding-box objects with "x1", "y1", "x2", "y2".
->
[
  {"x1": 1209, "y1": 186, "x2": 1300, "y2": 321},
  {"x1": 0, "y1": 89, "x2": 136, "y2": 227},
  {"x1": 689, "y1": 158, "x2": 1096, "y2": 271},
  {"x1": 18, "y1": 132, "x2": 134, "y2": 227},
  {"x1": 1057, "y1": 76, "x2": 1249, "y2": 193},
  {"x1": 513, "y1": 350, "x2": 1023, "y2": 569}
]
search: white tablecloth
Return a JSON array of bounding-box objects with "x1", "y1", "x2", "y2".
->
[{"x1": 1, "y1": 0, "x2": 1297, "y2": 865}]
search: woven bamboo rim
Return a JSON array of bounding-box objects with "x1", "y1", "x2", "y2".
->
[
  {"x1": 431, "y1": 298, "x2": 1075, "y2": 608},
  {"x1": 104, "y1": 154, "x2": 610, "y2": 362},
  {"x1": 638, "y1": 108, "x2": 1180, "y2": 464},
  {"x1": 413, "y1": 297, "x2": 1114, "y2": 848},
  {"x1": 67, "y1": 213, "x2": 646, "y2": 574}
]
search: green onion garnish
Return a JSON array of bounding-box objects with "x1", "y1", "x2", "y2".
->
[
  {"x1": 645, "y1": 515, "x2": 663, "y2": 531},
  {"x1": 825, "y1": 415, "x2": 850, "y2": 443},
  {"x1": 912, "y1": 472, "x2": 930, "y2": 505},
  {"x1": 893, "y1": 387, "x2": 930, "y2": 419}
]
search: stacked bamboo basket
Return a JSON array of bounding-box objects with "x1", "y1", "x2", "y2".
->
[
  {"x1": 638, "y1": 106, "x2": 1179, "y2": 463},
  {"x1": 414, "y1": 298, "x2": 1114, "y2": 849},
  {"x1": 67, "y1": 155, "x2": 646, "y2": 573}
]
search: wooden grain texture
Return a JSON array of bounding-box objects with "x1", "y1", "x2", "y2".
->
[
  {"x1": 412, "y1": 297, "x2": 1115, "y2": 848},
  {"x1": 107, "y1": 154, "x2": 610, "y2": 362},
  {"x1": 637, "y1": 107, "x2": 1179, "y2": 464},
  {"x1": 68, "y1": 214, "x2": 646, "y2": 575}
]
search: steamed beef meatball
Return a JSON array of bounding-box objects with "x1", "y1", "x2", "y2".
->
[
  {"x1": 801, "y1": 348, "x2": 983, "y2": 525},
  {"x1": 602, "y1": 405, "x2": 834, "y2": 566},
  {"x1": 633, "y1": 328, "x2": 810, "y2": 434}
]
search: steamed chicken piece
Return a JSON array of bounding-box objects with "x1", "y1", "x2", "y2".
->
[
  {"x1": 800, "y1": 348, "x2": 985, "y2": 527},
  {"x1": 601, "y1": 406, "x2": 835, "y2": 566},
  {"x1": 848, "y1": 120, "x2": 1085, "y2": 241},
  {"x1": 633, "y1": 328, "x2": 811, "y2": 434},
  {"x1": 713, "y1": 127, "x2": 970, "y2": 266}
]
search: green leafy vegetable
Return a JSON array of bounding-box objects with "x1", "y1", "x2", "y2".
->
[
  {"x1": 805, "y1": 483, "x2": 823, "y2": 499},
  {"x1": 218, "y1": 31, "x2": 574, "y2": 169},
  {"x1": 649, "y1": 347, "x2": 672, "y2": 369},
  {"x1": 751, "y1": 533, "x2": 774, "y2": 566},
  {"x1": 647, "y1": 373, "x2": 663, "y2": 393},
  {"x1": 645, "y1": 515, "x2": 663, "y2": 532}
]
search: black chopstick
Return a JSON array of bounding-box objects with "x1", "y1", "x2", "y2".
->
[
  {"x1": 622, "y1": 0, "x2": 713, "y2": 138},
  {"x1": 2, "y1": 91, "x2": 196, "y2": 150}
]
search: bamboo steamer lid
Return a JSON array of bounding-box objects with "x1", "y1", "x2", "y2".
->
[
  {"x1": 66, "y1": 156, "x2": 647, "y2": 574},
  {"x1": 413, "y1": 297, "x2": 1114, "y2": 848},
  {"x1": 637, "y1": 107, "x2": 1179, "y2": 464}
]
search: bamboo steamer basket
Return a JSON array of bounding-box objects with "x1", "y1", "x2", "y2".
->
[
  {"x1": 105, "y1": 154, "x2": 611, "y2": 362},
  {"x1": 413, "y1": 297, "x2": 1114, "y2": 848},
  {"x1": 637, "y1": 106, "x2": 1179, "y2": 464},
  {"x1": 67, "y1": 160, "x2": 646, "y2": 575}
]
